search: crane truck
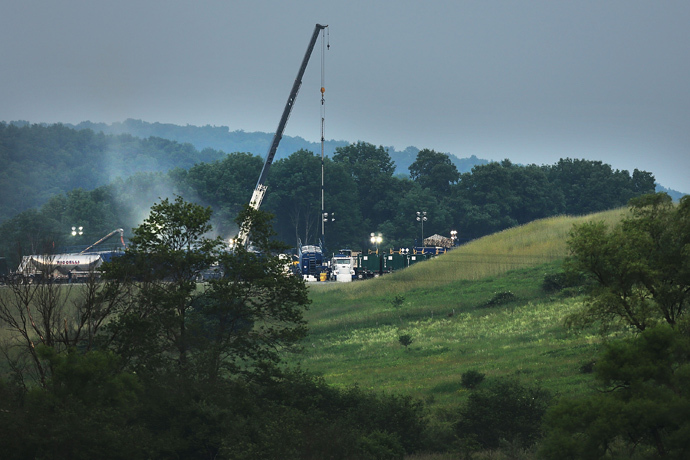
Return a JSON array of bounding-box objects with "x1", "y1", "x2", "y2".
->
[{"x1": 236, "y1": 23, "x2": 328, "y2": 247}]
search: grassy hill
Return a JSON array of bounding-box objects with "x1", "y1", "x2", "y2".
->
[{"x1": 291, "y1": 209, "x2": 627, "y2": 409}]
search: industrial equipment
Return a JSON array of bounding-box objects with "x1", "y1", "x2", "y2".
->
[{"x1": 236, "y1": 23, "x2": 328, "y2": 247}]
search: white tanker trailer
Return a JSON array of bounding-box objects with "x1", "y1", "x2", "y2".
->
[
  {"x1": 15, "y1": 229, "x2": 125, "y2": 282},
  {"x1": 17, "y1": 253, "x2": 105, "y2": 279}
]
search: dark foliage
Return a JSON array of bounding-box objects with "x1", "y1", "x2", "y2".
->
[
  {"x1": 460, "y1": 370, "x2": 486, "y2": 390},
  {"x1": 0, "y1": 121, "x2": 227, "y2": 224},
  {"x1": 539, "y1": 325, "x2": 690, "y2": 459},
  {"x1": 480, "y1": 291, "x2": 517, "y2": 308},
  {"x1": 0, "y1": 197, "x2": 429, "y2": 459},
  {"x1": 0, "y1": 122, "x2": 659, "y2": 264},
  {"x1": 398, "y1": 334, "x2": 414, "y2": 348},
  {"x1": 455, "y1": 379, "x2": 552, "y2": 450},
  {"x1": 565, "y1": 193, "x2": 690, "y2": 331},
  {"x1": 541, "y1": 270, "x2": 586, "y2": 294}
]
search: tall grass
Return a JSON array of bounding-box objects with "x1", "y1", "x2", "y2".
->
[
  {"x1": 293, "y1": 209, "x2": 627, "y2": 409},
  {"x1": 309, "y1": 208, "x2": 625, "y2": 299}
]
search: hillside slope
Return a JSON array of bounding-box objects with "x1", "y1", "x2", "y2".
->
[{"x1": 293, "y1": 209, "x2": 626, "y2": 408}]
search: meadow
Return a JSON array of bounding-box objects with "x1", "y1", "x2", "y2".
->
[{"x1": 292, "y1": 209, "x2": 627, "y2": 408}]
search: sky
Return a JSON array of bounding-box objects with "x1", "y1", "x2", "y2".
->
[{"x1": 2, "y1": 1, "x2": 689, "y2": 193}]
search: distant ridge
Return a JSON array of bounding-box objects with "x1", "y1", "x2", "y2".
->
[{"x1": 68, "y1": 119, "x2": 488, "y2": 175}]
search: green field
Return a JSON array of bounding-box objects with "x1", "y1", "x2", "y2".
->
[{"x1": 291, "y1": 209, "x2": 627, "y2": 408}]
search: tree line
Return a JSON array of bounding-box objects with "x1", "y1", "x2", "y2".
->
[
  {"x1": 0, "y1": 132, "x2": 656, "y2": 271},
  {"x1": 0, "y1": 122, "x2": 229, "y2": 224},
  {"x1": 0, "y1": 121, "x2": 489, "y2": 227}
]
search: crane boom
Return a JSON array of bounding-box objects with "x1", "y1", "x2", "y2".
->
[
  {"x1": 79, "y1": 228, "x2": 125, "y2": 254},
  {"x1": 237, "y1": 23, "x2": 328, "y2": 246}
]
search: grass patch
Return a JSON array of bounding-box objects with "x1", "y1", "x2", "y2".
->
[{"x1": 291, "y1": 211, "x2": 627, "y2": 410}]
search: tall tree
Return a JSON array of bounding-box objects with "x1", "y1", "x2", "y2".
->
[
  {"x1": 544, "y1": 158, "x2": 655, "y2": 215},
  {"x1": 565, "y1": 192, "x2": 690, "y2": 332},
  {"x1": 264, "y1": 149, "x2": 323, "y2": 247},
  {"x1": 102, "y1": 196, "x2": 224, "y2": 373},
  {"x1": 409, "y1": 148, "x2": 460, "y2": 195},
  {"x1": 332, "y1": 142, "x2": 397, "y2": 228},
  {"x1": 102, "y1": 197, "x2": 309, "y2": 381},
  {"x1": 453, "y1": 160, "x2": 564, "y2": 239}
]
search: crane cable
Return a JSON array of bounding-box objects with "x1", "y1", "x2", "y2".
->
[{"x1": 320, "y1": 27, "x2": 329, "y2": 244}]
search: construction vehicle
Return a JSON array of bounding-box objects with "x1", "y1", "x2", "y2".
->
[
  {"x1": 236, "y1": 23, "x2": 328, "y2": 247},
  {"x1": 14, "y1": 228, "x2": 126, "y2": 283}
]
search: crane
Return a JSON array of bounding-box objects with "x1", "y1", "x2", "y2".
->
[
  {"x1": 236, "y1": 23, "x2": 328, "y2": 247},
  {"x1": 79, "y1": 228, "x2": 125, "y2": 254}
]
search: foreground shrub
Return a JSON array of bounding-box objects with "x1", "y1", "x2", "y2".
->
[
  {"x1": 539, "y1": 325, "x2": 690, "y2": 460},
  {"x1": 460, "y1": 370, "x2": 485, "y2": 390},
  {"x1": 480, "y1": 291, "x2": 517, "y2": 308},
  {"x1": 455, "y1": 379, "x2": 551, "y2": 450}
]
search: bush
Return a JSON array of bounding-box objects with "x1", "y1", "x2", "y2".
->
[
  {"x1": 542, "y1": 270, "x2": 586, "y2": 294},
  {"x1": 399, "y1": 334, "x2": 414, "y2": 349},
  {"x1": 480, "y1": 291, "x2": 517, "y2": 308},
  {"x1": 542, "y1": 272, "x2": 568, "y2": 293},
  {"x1": 390, "y1": 295, "x2": 405, "y2": 309},
  {"x1": 358, "y1": 430, "x2": 405, "y2": 460},
  {"x1": 461, "y1": 370, "x2": 485, "y2": 390},
  {"x1": 579, "y1": 360, "x2": 596, "y2": 374},
  {"x1": 454, "y1": 379, "x2": 551, "y2": 449}
]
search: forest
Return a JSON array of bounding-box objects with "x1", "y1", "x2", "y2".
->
[
  {"x1": 0, "y1": 122, "x2": 657, "y2": 272},
  {"x1": 1, "y1": 121, "x2": 689, "y2": 459}
]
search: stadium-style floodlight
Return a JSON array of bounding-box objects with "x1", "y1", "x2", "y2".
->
[
  {"x1": 416, "y1": 211, "x2": 427, "y2": 245},
  {"x1": 450, "y1": 229, "x2": 458, "y2": 246},
  {"x1": 370, "y1": 232, "x2": 382, "y2": 251},
  {"x1": 71, "y1": 226, "x2": 83, "y2": 236}
]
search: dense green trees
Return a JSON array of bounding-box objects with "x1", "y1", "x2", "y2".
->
[
  {"x1": 0, "y1": 122, "x2": 660, "y2": 265},
  {"x1": 0, "y1": 196, "x2": 432, "y2": 459},
  {"x1": 539, "y1": 193, "x2": 690, "y2": 459},
  {"x1": 332, "y1": 141, "x2": 398, "y2": 230},
  {"x1": 409, "y1": 148, "x2": 460, "y2": 195},
  {"x1": 565, "y1": 193, "x2": 690, "y2": 331},
  {"x1": 544, "y1": 158, "x2": 656, "y2": 215},
  {"x1": 456, "y1": 379, "x2": 551, "y2": 450},
  {"x1": 172, "y1": 152, "x2": 264, "y2": 237},
  {"x1": 453, "y1": 160, "x2": 565, "y2": 238},
  {"x1": 539, "y1": 325, "x2": 690, "y2": 459},
  {"x1": 101, "y1": 197, "x2": 310, "y2": 382},
  {"x1": 0, "y1": 122, "x2": 226, "y2": 224}
]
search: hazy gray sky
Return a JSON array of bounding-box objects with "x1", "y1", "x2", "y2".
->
[{"x1": 2, "y1": 1, "x2": 689, "y2": 193}]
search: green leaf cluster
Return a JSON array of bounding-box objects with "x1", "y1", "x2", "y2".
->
[
  {"x1": 566, "y1": 193, "x2": 690, "y2": 331},
  {"x1": 540, "y1": 325, "x2": 690, "y2": 459}
]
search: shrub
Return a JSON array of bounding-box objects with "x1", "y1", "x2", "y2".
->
[
  {"x1": 454, "y1": 379, "x2": 551, "y2": 449},
  {"x1": 579, "y1": 360, "x2": 596, "y2": 374},
  {"x1": 460, "y1": 370, "x2": 485, "y2": 390},
  {"x1": 390, "y1": 295, "x2": 405, "y2": 309},
  {"x1": 542, "y1": 270, "x2": 586, "y2": 294},
  {"x1": 480, "y1": 291, "x2": 517, "y2": 308},
  {"x1": 399, "y1": 334, "x2": 414, "y2": 349},
  {"x1": 358, "y1": 430, "x2": 405, "y2": 460},
  {"x1": 542, "y1": 272, "x2": 568, "y2": 293}
]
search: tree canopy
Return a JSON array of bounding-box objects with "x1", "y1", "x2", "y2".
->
[
  {"x1": 565, "y1": 193, "x2": 690, "y2": 332},
  {"x1": 0, "y1": 122, "x2": 660, "y2": 267}
]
